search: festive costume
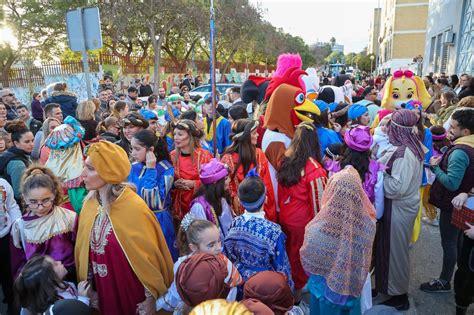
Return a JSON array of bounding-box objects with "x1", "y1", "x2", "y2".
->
[
  {"x1": 75, "y1": 141, "x2": 174, "y2": 315},
  {"x1": 224, "y1": 210, "x2": 293, "y2": 288},
  {"x1": 11, "y1": 206, "x2": 77, "y2": 278},
  {"x1": 330, "y1": 126, "x2": 386, "y2": 219},
  {"x1": 371, "y1": 70, "x2": 431, "y2": 129},
  {"x1": 45, "y1": 116, "x2": 87, "y2": 213},
  {"x1": 375, "y1": 110, "x2": 424, "y2": 297},
  {"x1": 243, "y1": 271, "x2": 299, "y2": 315},
  {"x1": 300, "y1": 167, "x2": 376, "y2": 315},
  {"x1": 262, "y1": 67, "x2": 320, "y2": 209},
  {"x1": 189, "y1": 159, "x2": 234, "y2": 242},
  {"x1": 128, "y1": 160, "x2": 178, "y2": 261},
  {"x1": 157, "y1": 253, "x2": 242, "y2": 313},
  {"x1": 170, "y1": 148, "x2": 213, "y2": 220},
  {"x1": 278, "y1": 157, "x2": 327, "y2": 289},
  {"x1": 176, "y1": 253, "x2": 243, "y2": 308},
  {"x1": 221, "y1": 149, "x2": 276, "y2": 221}
]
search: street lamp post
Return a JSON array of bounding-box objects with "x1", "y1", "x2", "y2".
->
[{"x1": 370, "y1": 55, "x2": 375, "y2": 75}]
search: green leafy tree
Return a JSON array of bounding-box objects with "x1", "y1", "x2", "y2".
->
[{"x1": 325, "y1": 51, "x2": 344, "y2": 64}]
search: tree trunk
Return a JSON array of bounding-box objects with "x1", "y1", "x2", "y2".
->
[
  {"x1": 219, "y1": 47, "x2": 238, "y2": 81},
  {"x1": 0, "y1": 54, "x2": 17, "y2": 88}
]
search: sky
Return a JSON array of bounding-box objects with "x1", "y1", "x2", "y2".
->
[{"x1": 250, "y1": 0, "x2": 381, "y2": 54}]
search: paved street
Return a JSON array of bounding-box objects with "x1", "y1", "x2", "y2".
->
[
  {"x1": 409, "y1": 221, "x2": 472, "y2": 315},
  {"x1": 1, "y1": 221, "x2": 473, "y2": 314}
]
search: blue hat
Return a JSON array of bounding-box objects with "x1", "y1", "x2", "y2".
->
[
  {"x1": 348, "y1": 104, "x2": 368, "y2": 120},
  {"x1": 139, "y1": 109, "x2": 158, "y2": 121},
  {"x1": 314, "y1": 100, "x2": 328, "y2": 112},
  {"x1": 328, "y1": 102, "x2": 338, "y2": 112}
]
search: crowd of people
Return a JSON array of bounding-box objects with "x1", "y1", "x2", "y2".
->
[{"x1": 0, "y1": 57, "x2": 473, "y2": 315}]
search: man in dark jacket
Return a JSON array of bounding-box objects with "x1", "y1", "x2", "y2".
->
[
  {"x1": 0, "y1": 89, "x2": 18, "y2": 120},
  {"x1": 421, "y1": 109, "x2": 474, "y2": 293},
  {"x1": 44, "y1": 83, "x2": 78, "y2": 119}
]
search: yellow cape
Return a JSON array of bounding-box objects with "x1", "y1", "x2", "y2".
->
[{"x1": 75, "y1": 186, "x2": 174, "y2": 299}]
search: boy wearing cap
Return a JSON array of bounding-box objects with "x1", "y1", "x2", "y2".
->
[{"x1": 224, "y1": 171, "x2": 293, "y2": 289}]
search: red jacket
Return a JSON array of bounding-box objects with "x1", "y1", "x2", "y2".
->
[{"x1": 278, "y1": 158, "x2": 327, "y2": 227}]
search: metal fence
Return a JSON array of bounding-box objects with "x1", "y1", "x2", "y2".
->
[{"x1": 1, "y1": 53, "x2": 273, "y2": 88}]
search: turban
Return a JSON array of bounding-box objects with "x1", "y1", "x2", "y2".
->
[
  {"x1": 348, "y1": 104, "x2": 368, "y2": 120},
  {"x1": 86, "y1": 141, "x2": 131, "y2": 184},
  {"x1": 190, "y1": 299, "x2": 252, "y2": 315},
  {"x1": 344, "y1": 125, "x2": 373, "y2": 152},
  {"x1": 243, "y1": 271, "x2": 294, "y2": 315},
  {"x1": 200, "y1": 159, "x2": 229, "y2": 184},
  {"x1": 176, "y1": 253, "x2": 230, "y2": 307}
]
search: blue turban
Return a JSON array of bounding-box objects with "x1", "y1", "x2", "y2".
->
[
  {"x1": 314, "y1": 100, "x2": 329, "y2": 112},
  {"x1": 348, "y1": 104, "x2": 368, "y2": 120},
  {"x1": 139, "y1": 109, "x2": 158, "y2": 121}
]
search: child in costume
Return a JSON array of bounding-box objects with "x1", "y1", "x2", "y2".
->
[
  {"x1": 220, "y1": 119, "x2": 276, "y2": 220},
  {"x1": 224, "y1": 171, "x2": 293, "y2": 288},
  {"x1": 11, "y1": 166, "x2": 77, "y2": 281},
  {"x1": 329, "y1": 125, "x2": 385, "y2": 219},
  {"x1": 44, "y1": 116, "x2": 87, "y2": 213},
  {"x1": 301, "y1": 167, "x2": 376, "y2": 315},
  {"x1": 189, "y1": 159, "x2": 233, "y2": 242},
  {"x1": 175, "y1": 253, "x2": 243, "y2": 314},
  {"x1": 402, "y1": 100, "x2": 433, "y2": 243},
  {"x1": 129, "y1": 129, "x2": 178, "y2": 261},
  {"x1": 156, "y1": 217, "x2": 242, "y2": 314},
  {"x1": 243, "y1": 271, "x2": 303, "y2": 315},
  {"x1": 371, "y1": 111, "x2": 393, "y2": 160},
  {"x1": 14, "y1": 255, "x2": 90, "y2": 314},
  {"x1": 277, "y1": 122, "x2": 327, "y2": 301}
]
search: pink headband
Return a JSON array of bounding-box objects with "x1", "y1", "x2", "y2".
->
[{"x1": 432, "y1": 132, "x2": 447, "y2": 141}]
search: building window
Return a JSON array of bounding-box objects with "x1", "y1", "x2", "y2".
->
[
  {"x1": 441, "y1": 45, "x2": 449, "y2": 73},
  {"x1": 429, "y1": 36, "x2": 436, "y2": 63},
  {"x1": 434, "y1": 33, "x2": 443, "y2": 73}
]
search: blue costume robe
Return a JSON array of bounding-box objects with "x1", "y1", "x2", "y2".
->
[
  {"x1": 204, "y1": 116, "x2": 232, "y2": 155},
  {"x1": 128, "y1": 160, "x2": 178, "y2": 261},
  {"x1": 316, "y1": 127, "x2": 342, "y2": 157},
  {"x1": 224, "y1": 212, "x2": 294, "y2": 289}
]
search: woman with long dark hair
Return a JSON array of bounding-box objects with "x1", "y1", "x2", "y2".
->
[
  {"x1": 129, "y1": 129, "x2": 178, "y2": 261},
  {"x1": 0, "y1": 121, "x2": 34, "y2": 202},
  {"x1": 277, "y1": 122, "x2": 328, "y2": 303},
  {"x1": 116, "y1": 112, "x2": 149, "y2": 157},
  {"x1": 189, "y1": 159, "x2": 233, "y2": 242},
  {"x1": 221, "y1": 119, "x2": 276, "y2": 221}
]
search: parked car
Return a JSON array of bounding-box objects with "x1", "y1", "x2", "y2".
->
[{"x1": 189, "y1": 83, "x2": 240, "y2": 99}]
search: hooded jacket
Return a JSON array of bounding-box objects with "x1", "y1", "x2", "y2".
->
[{"x1": 45, "y1": 91, "x2": 78, "y2": 119}]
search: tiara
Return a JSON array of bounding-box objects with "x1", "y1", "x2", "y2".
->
[{"x1": 181, "y1": 213, "x2": 196, "y2": 231}]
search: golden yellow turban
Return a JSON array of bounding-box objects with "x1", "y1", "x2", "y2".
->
[{"x1": 86, "y1": 140, "x2": 131, "y2": 184}]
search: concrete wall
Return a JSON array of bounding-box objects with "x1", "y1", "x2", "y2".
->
[{"x1": 422, "y1": 0, "x2": 464, "y2": 75}]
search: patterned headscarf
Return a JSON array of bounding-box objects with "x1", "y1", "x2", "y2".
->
[
  {"x1": 388, "y1": 109, "x2": 425, "y2": 161},
  {"x1": 300, "y1": 167, "x2": 376, "y2": 297}
]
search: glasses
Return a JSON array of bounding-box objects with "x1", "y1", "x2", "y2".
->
[{"x1": 26, "y1": 197, "x2": 54, "y2": 209}]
